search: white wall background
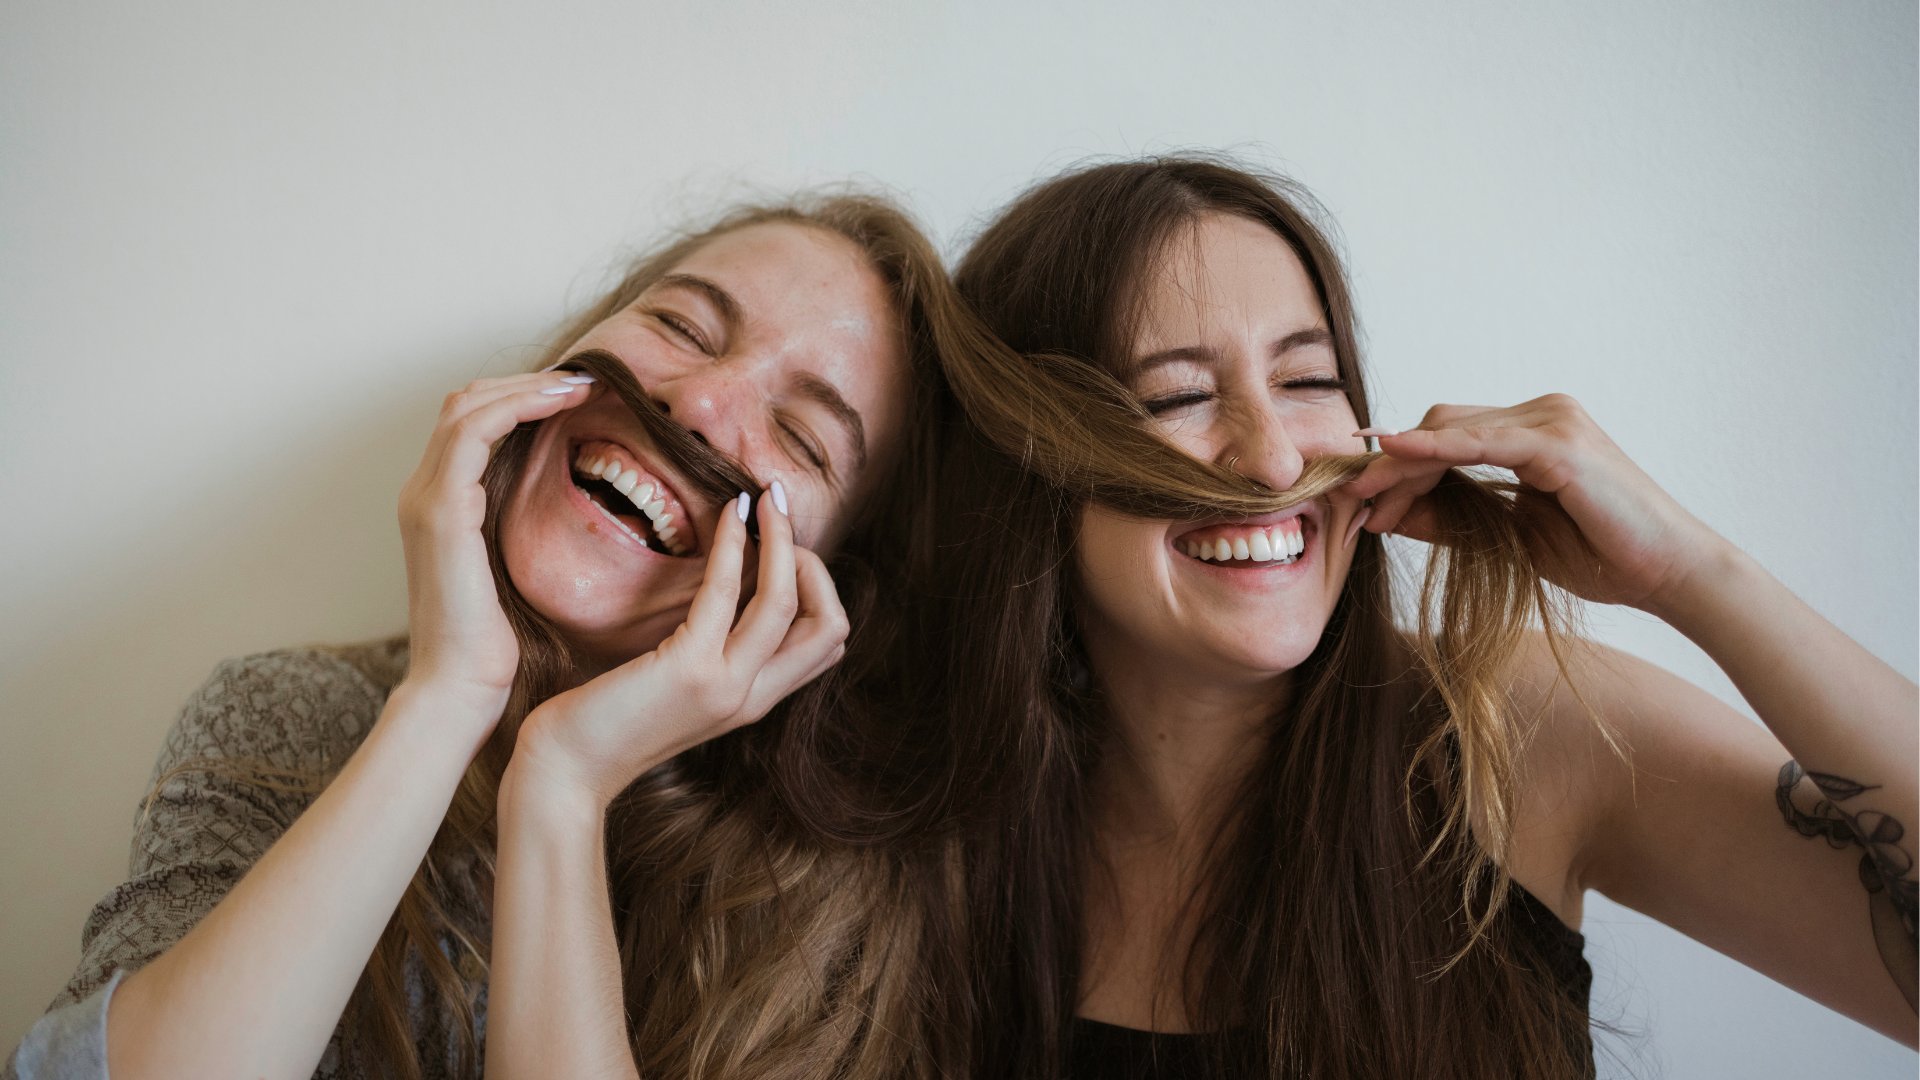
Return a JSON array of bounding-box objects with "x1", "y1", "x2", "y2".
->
[{"x1": 2, "y1": 0, "x2": 1913, "y2": 1073}]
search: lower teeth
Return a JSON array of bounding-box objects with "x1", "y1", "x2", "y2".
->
[{"x1": 587, "y1": 492, "x2": 668, "y2": 554}]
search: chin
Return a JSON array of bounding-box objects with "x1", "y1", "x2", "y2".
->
[
  {"x1": 504, "y1": 552, "x2": 688, "y2": 669},
  {"x1": 1198, "y1": 628, "x2": 1325, "y2": 680}
]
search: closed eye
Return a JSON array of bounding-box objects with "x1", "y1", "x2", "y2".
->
[
  {"x1": 1280, "y1": 376, "x2": 1347, "y2": 392},
  {"x1": 1142, "y1": 390, "x2": 1213, "y2": 416},
  {"x1": 1145, "y1": 376, "x2": 1345, "y2": 416},
  {"x1": 777, "y1": 416, "x2": 827, "y2": 470},
  {"x1": 652, "y1": 311, "x2": 712, "y2": 355}
]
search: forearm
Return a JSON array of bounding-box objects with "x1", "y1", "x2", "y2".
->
[
  {"x1": 106, "y1": 681, "x2": 492, "y2": 1080},
  {"x1": 485, "y1": 759, "x2": 638, "y2": 1080},
  {"x1": 1650, "y1": 542, "x2": 1919, "y2": 831}
]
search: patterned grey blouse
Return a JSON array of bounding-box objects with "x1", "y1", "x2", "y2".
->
[{"x1": 4, "y1": 638, "x2": 492, "y2": 1080}]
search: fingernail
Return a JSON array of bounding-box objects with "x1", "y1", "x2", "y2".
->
[
  {"x1": 1343, "y1": 506, "x2": 1372, "y2": 550},
  {"x1": 1352, "y1": 427, "x2": 1398, "y2": 438},
  {"x1": 735, "y1": 492, "x2": 751, "y2": 523},
  {"x1": 559, "y1": 374, "x2": 596, "y2": 384},
  {"x1": 769, "y1": 479, "x2": 789, "y2": 516},
  {"x1": 541, "y1": 384, "x2": 582, "y2": 395}
]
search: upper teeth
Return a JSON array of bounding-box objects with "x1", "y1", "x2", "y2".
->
[
  {"x1": 1182, "y1": 524, "x2": 1304, "y2": 563},
  {"x1": 576, "y1": 452, "x2": 686, "y2": 554}
]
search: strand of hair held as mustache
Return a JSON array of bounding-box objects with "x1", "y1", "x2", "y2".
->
[
  {"x1": 928, "y1": 335, "x2": 1549, "y2": 561},
  {"x1": 549, "y1": 348, "x2": 760, "y2": 506},
  {"x1": 940, "y1": 342, "x2": 1375, "y2": 517}
]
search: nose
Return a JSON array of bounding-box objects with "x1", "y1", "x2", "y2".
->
[
  {"x1": 647, "y1": 364, "x2": 765, "y2": 456},
  {"x1": 1222, "y1": 402, "x2": 1306, "y2": 493}
]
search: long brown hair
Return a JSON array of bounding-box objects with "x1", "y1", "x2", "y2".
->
[
  {"x1": 935, "y1": 156, "x2": 1620, "y2": 1077},
  {"x1": 346, "y1": 193, "x2": 1000, "y2": 1079}
]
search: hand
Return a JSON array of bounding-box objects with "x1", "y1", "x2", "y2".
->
[
  {"x1": 397, "y1": 369, "x2": 596, "y2": 720},
  {"x1": 1343, "y1": 393, "x2": 1731, "y2": 612},
  {"x1": 510, "y1": 481, "x2": 850, "y2": 809}
]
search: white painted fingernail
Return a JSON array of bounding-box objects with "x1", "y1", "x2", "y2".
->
[
  {"x1": 735, "y1": 492, "x2": 751, "y2": 522},
  {"x1": 559, "y1": 375, "x2": 596, "y2": 384},
  {"x1": 1343, "y1": 506, "x2": 1372, "y2": 550},
  {"x1": 541, "y1": 385, "x2": 582, "y2": 395},
  {"x1": 1352, "y1": 427, "x2": 1398, "y2": 438},
  {"x1": 769, "y1": 480, "x2": 789, "y2": 515}
]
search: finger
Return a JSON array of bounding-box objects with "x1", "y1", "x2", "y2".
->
[
  {"x1": 1365, "y1": 466, "x2": 1452, "y2": 536},
  {"x1": 1355, "y1": 402, "x2": 1543, "y2": 460},
  {"x1": 685, "y1": 491, "x2": 753, "y2": 641},
  {"x1": 1408, "y1": 402, "x2": 1506, "y2": 432},
  {"x1": 421, "y1": 371, "x2": 595, "y2": 470},
  {"x1": 726, "y1": 481, "x2": 799, "y2": 665},
  {"x1": 1368, "y1": 425, "x2": 1576, "y2": 493},
  {"x1": 427, "y1": 381, "x2": 596, "y2": 494},
  {"x1": 738, "y1": 547, "x2": 848, "y2": 718},
  {"x1": 1341, "y1": 453, "x2": 1450, "y2": 503},
  {"x1": 745, "y1": 639, "x2": 847, "y2": 725}
]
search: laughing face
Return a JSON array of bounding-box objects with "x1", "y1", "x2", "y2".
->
[
  {"x1": 499, "y1": 222, "x2": 910, "y2": 669},
  {"x1": 1074, "y1": 212, "x2": 1368, "y2": 685}
]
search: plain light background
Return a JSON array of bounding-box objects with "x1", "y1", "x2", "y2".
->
[{"x1": 2, "y1": 0, "x2": 1914, "y2": 1073}]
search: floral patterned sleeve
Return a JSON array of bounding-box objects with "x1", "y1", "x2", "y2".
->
[{"x1": 5, "y1": 640, "x2": 408, "y2": 1080}]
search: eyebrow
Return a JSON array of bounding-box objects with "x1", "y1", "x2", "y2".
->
[
  {"x1": 648, "y1": 273, "x2": 868, "y2": 477},
  {"x1": 652, "y1": 273, "x2": 744, "y2": 338},
  {"x1": 1127, "y1": 326, "x2": 1334, "y2": 378},
  {"x1": 792, "y1": 371, "x2": 868, "y2": 472}
]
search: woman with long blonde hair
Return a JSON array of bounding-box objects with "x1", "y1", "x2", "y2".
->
[
  {"x1": 5, "y1": 193, "x2": 992, "y2": 1080},
  {"x1": 923, "y1": 157, "x2": 1917, "y2": 1077}
]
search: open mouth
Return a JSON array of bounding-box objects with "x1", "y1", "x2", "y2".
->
[
  {"x1": 567, "y1": 438, "x2": 698, "y2": 557},
  {"x1": 1174, "y1": 514, "x2": 1311, "y2": 566}
]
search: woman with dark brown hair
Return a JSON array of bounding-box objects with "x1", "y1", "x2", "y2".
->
[
  {"x1": 930, "y1": 156, "x2": 1918, "y2": 1077},
  {"x1": 5, "y1": 194, "x2": 991, "y2": 1080}
]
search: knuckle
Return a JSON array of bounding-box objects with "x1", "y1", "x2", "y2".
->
[{"x1": 450, "y1": 411, "x2": 487, "y2": 441}]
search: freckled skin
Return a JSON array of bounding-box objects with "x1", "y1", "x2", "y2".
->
[
  {"x1": 498, "y1": 223, "x2": 910, "y2": 670},
  {"x1": 1075, "y1": 213, "x2": 1368, "y2": 688}
]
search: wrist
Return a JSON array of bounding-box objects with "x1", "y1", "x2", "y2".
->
[
  {"x1": 1641, "y1": 537, "x2": 1761, "y2": 633},
  {"x1": 391, "y1": 673, "x2": 509, "y2": 725},
  {"x1": 501, "y1": 728, "x2": 615, "y2": 824},
  {"x1": 374, "y1": 678, "x2": 512, "y2": 768}
]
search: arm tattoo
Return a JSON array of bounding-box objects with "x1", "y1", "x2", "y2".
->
[{"x1": 1776, "y1": 760, "x2": 1918, "y2": 1011}]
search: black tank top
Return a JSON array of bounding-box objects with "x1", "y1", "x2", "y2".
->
[{"x1": 1066, "y1": 879, "x2": 1593, "y2": 1078}]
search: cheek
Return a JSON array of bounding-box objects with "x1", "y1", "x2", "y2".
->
[
  {"x1": 1073, "y1": 512, "x2": 1169, "y2": 619},
  {"x1": 496, "y1": 469, "x2": 577, "y2": 613}
]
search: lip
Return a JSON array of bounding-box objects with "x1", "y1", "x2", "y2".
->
[
  {"x1": 1170, "y1": 501, "x2": 1318, "y2": 545},
  {"x1": 561, "y1": 429, "x2": 706, "y2": 558},
  {"x1": 1167, "y1": 503, "x2": 1320, "y2": 574}
]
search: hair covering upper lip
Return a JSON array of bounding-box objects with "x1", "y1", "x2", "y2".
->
[{"x1": 554, "y1": 348, "x2": 765, "y2": 542}]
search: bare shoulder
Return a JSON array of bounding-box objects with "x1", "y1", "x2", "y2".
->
[
  {"x1": 1480, "y1": 629, "x2": 1631, "y2": 929},
  {"x1": 1493, "y1": 629, "x2": 1731, "y2": 925}
]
